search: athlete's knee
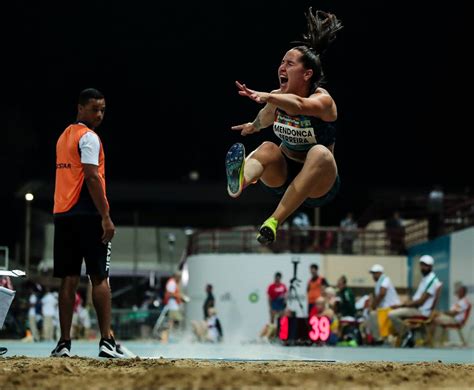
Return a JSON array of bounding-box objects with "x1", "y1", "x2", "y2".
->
[
  {"x1": 306, "y1": 145, "x2": 336, "y2": 171},
  {"x1": 254, "y1": 142, "x2": 282, "y2": 164},
  {"x1": 307, "y1": 145, "x2": 332, "y2": 161},
  {"x1": 259, "y1": 141, "x2": 280, "y2": 155}
]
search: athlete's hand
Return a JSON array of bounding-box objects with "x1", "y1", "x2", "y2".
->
[
  {"x1": 101, "y1": 216, "x2": 115, "y2": 244},
  {"x1": 236, "y1": 81, "x2": 270, "y2": 104},
  {"x1": 231, "y1": 122, "x2": 259, "y2": 136}
]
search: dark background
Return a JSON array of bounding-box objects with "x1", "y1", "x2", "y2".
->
[{"x1": 0, "y1": 1, "x2": 471, "y2": 251}]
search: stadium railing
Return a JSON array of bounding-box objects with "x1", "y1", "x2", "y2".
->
[{"x1": 187, "y1": 225, "x2": 422, "y2": 255}]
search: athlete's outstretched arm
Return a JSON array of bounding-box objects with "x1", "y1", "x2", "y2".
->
[
  {"x1": 236, "y1": 81, "x2": 336, "y2": 120},
  {"x1": 231, "y1": 89, "x2": 279, "y2": 136}
]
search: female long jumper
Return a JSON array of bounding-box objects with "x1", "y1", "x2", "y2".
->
[{"x1": 226, "y1": 9, "x2": 343, "y2": 245}]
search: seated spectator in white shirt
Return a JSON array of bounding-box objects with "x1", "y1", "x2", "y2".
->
[
  {"x1": 191, "y1": 307, "x2": 223, "y2": 343},
  {"x1": 434, "y1": 285, "x2": 470, "y2": 326},
  {"x1": 388, "y1": 255, "x2": 441, "y2": 346}
]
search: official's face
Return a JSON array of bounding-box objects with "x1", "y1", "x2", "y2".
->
[{"x1": 78, "y1": 98, "x2": 106, "y2": 129}]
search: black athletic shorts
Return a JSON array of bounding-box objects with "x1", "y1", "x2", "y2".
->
[
  {"x1": 260, "y1": 152, "x2": 340, "y2": 208},
  {"x1": 53, "y1": 215, "x2": 111, "y2": 278}
]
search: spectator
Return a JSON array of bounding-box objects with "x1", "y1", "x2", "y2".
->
[
  {"x1": 72, "y1": 292, "x2": 91, "y2": 339},
  {"x1": 323, "y1": 286, "x2": 339, "y2": 313},
  {"x1": 314, "y1": 296, "x2": 339, "y2": 345},
  {"x1": 27, "y1": 285, "x2": 41, "y2": 342},
  {"x1": 389, "y1": 255, "x2": 441, "y2": 347},
  {"x1": 365, "y1": 264, "x2": 400, "y2": 343},
  {"x1": 164, "y1": 271, "x2": 185, "y2": 331},
  {"x1": 139, "y1": 289, "x2": 160, "y2": 339},
  {"x1": 267, "y1": 272, "x2": 288, "y2": 324},
  {"x1": 291, "y1": 212, "x2": 311, "y2": 252},
  {"x1": 385, "y1": 211, "x2": 405, "y2": 254},
  {"x1": 307, "y1": 264, "x2": 329, "y2": 315},
  {"x1": 203, "y1": 284, "x2": 215, "y2": 320},
  {"x1": 41, "y1": 288, "x2": 58, "y2": 341},
  {"x1": 71, "y1": 292, "x2": 83, "y2": 336},
  {"x1": 340, "y1": 212, "x2": 357, "y2": 254},
  {"x1": 336, "y1": 276, "x2": 356, "y2": 318},
  {"x1": 433, "y1": 285, "x2": 470, "y2": 327},
  {"x1": 206, "y1": 307, "x2": 223, "y2": 342},
  {"x1": 0, "y1": 276, "x2": 13, "y2": 290},
  {"x1": 314, "y1": 296, "x2": 335, "y2": 319},
  {"x1": 191, "y1": 307, "x2": 223, "y2": 343}
]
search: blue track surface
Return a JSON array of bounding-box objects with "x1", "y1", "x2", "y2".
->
[{"x1": 1, "y1": 340, "x2": 473, "y2": 363}]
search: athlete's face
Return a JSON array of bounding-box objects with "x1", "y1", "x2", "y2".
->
[
  {"x1": 278, "y1": 49, "x2": 313, "y2": 94},
  {"x1": 78, "y1": 98, "x2": 106, "y2": 129}
]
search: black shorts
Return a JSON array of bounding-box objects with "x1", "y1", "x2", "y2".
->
[
  {"x1": 260, "y1": 152, "x2": 340, "y2": 208},
  {"x1": 53, "y1": 215, "x2": 111, "y2": 278}
]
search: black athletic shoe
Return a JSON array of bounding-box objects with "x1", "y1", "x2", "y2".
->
[
  {"x1": 99, "y1": 337, "x2": 125, "y2": 358},
  {"x1": 0, "y1": 346, "x2": 7, "y2": 356},
  {"x1": 400, "y1": 330, "x2": 415, "y2": 348},
  {"x1": 51, "y1": 339, "x2": 71, "y2": 357}
]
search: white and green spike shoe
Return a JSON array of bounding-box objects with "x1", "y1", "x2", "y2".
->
[{"x1": 226, "y1": 143, "x2": 246, "y2": 198}]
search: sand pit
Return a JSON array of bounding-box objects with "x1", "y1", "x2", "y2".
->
[{"x1": 0, "y1": 357, "x2": 473, "y2": 389}]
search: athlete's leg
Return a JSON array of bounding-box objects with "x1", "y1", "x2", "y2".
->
[
  {"x1": 226, "y1": 141, "x2": 287, "y2": 197},
  {"x1": 258, "y1": 145, "x2": 337, "y2": 244},
  {"x1": 245, "y1": 141, "x2": 288, "y2": 187},
  {"x1": 273, "y1": 145, "x2": 337, "y2": 222}
]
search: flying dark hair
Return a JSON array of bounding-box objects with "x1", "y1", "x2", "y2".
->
[
  {"x1": 78, "y1": 88, "x2": 104, "y2": 106},
  {"x1": 292, "y1": 8, "x2": 343, "y2": 93}
]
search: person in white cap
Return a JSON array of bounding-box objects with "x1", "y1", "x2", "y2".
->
[
  {"x1": 365, "y1": 264, "x2": 400, "y2": 343},
  {"x1": 388, "y1": 255, "x2": 441, "y2": 347}
]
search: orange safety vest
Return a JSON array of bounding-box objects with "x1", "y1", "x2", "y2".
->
[
  {"x1": 53, "y1": 123, "x2": 108, "y2": 214},
  {"x1": 164, "y1": 277, "x2": 182, "y2": 305},
  {"x1": 307, "y1": 276, "x2": 324, "y2": 304}
]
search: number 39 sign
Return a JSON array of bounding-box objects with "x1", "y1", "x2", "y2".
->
[
  {"x1": 309, "y1": 315, "x2": 330, "y2": 342},
  {"x1": 278, "y1": 315, "x2": 331, "y2": 343}
]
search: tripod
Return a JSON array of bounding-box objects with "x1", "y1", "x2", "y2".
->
[
  {"x1": 288, "y1": 258, "x2": 305, "y2": 314},
  {"x1": 285, "y1": 258, "x2": 312, "y2": 345}
]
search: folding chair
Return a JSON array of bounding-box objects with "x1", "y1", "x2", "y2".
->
[
  {"x1": 439, "y1": 301, "x2": 472, "y2": 347},
  {"x1": 403, "y1": 283, "x2": 443, "y2": 347}
]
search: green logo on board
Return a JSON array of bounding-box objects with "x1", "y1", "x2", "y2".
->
[{"x1": 249, "y1": 292, "x2": 259, "y2": 303}]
